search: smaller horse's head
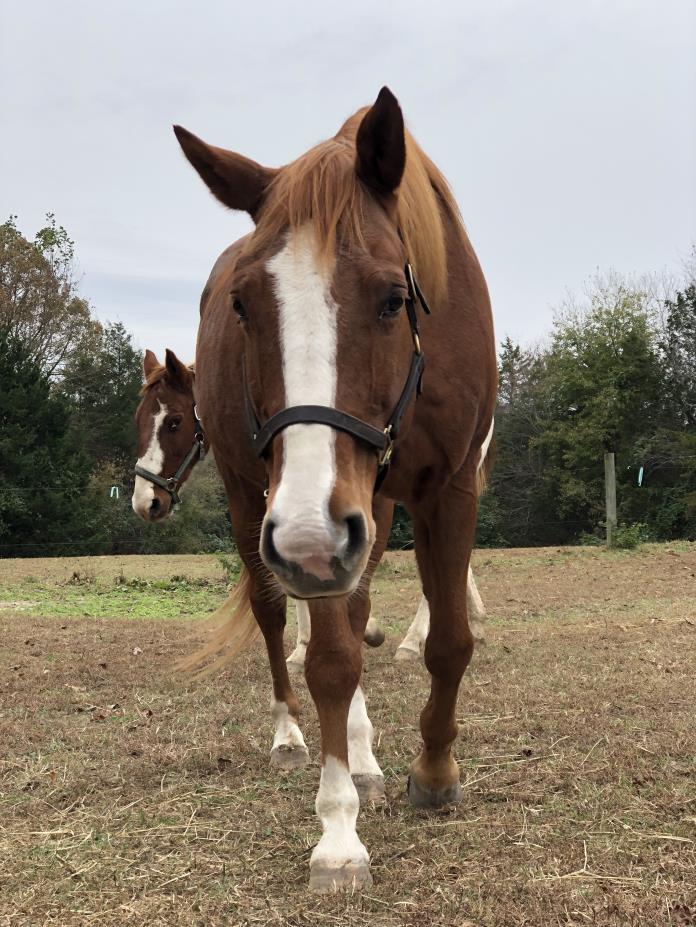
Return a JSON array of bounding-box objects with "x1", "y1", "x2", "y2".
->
[
  {"x1": 132, "y1": 349, "x2": 202, "y2": 522},
  {"x1": 176, "y1": 88, "x2": 442, "y2": 598}
]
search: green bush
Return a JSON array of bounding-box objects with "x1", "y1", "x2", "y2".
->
[{"x1": 613, "y1": 522, "x2": 651, "y2": 549}]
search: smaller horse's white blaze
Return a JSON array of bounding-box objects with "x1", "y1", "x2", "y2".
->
[
  {"x1": 347, "y1": 686, "x2": 382, "y2": 778},
  {"x1": 132, "y1": 402, "x2": 167, "y2": 514},
  {"x1": 311, "y1": 756, "x2": 369, "y2": 874},
  {"x1": 270, "y1": 698, "x2": 307, "y2": 753},
  {"x1": 286, "y1": 600, "x2": 310, "y2": 668}
]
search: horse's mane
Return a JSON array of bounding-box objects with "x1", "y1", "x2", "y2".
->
[
  {"x1": 248, "y1": 109, "x2": 464, "y2": 305},
  {"x1": 140, "y1": 362, "x2": 195, "y2": 396}
]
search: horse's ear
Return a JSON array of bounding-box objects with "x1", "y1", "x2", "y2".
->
[
  {"x1": 164, "y1": 348, "x2": 193, "y2": 391},
  {"x1": 173, "y1": 125, "x2": 276, "y2": 220},
  {"x1": 355, "y1": 86, "x2": 406, "y2": 196},
  {"x1": 143, "y1": 349, "x2": 159, "y2": 380}
]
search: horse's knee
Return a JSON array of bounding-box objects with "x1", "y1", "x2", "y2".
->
[{"x1": 423, "y1": 625, "x2": 474, "y2": 683}]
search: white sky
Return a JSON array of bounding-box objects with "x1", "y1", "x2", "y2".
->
[{"x1": 1, "y1": 0, "x2": 694, "y2": 361}]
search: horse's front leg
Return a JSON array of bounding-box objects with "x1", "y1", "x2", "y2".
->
[
  {"x1": 408, "y1": 470, "x2": 478, "y2": 807},
  {"x1": 305, "y1": 596, "x2": 371, "y2": 892}
]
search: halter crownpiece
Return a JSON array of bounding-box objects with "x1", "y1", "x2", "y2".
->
[
  {"x1": 134, "y1": 406, "x2": 206, "y2": 506},
  {"x1": 243, "y1": 262, "x2": 429, "y2": 491}
]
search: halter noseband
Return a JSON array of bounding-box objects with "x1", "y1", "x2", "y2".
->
[
  {"x1": 134, "y1": 406, "x2": 206, "y2": 506},
  {"x1": 243, "y1": 262, "x2": 430, "y2": 491}
]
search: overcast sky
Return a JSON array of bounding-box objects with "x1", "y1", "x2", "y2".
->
[{"x1": 1, "y1": 0, "x2": 694, "y2": 361}]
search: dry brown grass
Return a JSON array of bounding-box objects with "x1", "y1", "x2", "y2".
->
[{"x1": 1, "y1": 544, "x2": 695, "y2": 926}]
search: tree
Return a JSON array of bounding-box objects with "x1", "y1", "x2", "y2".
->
[
  {"x1": 61, "y1": 321, "x2": 143, "y2": 465},
  {"x1": 0, "y1": 215, "x2": 96, "y2": 378},
  {"x1": 0, "y1": 328, "x2": 92, "y2": 556}
]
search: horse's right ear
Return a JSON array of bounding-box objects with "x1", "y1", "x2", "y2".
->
[
  {"x1": 173, "y1": 126, "x2": 276, "y2": 220},
  {"x1": 143, "y1": 349, "x2": 159, "y2": 380}
]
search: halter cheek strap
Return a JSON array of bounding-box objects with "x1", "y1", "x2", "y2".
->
[
  {"x1": 243, "y1": 262, "x2": 430, "y2": 491},
  {"x1": 134, "y1": 406, "x2": 206, "y2": 506}
]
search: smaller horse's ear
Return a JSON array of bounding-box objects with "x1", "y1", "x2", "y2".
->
[
  {"x1": 173, "y1": 125, "x2": 276, "y2": 220},
  {"x1": 143, "y1": 349, "x2": 159, "y2": 380},
  {"x1": 355, "y1": 86, "x2": 406, "y2": 197},
  {"x1": 165, "y1": 348, "x2": 192, "y2": 391}
]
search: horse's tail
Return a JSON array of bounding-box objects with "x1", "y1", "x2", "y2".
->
[
  {"x1": 475, "y1": 431, "x2": 495, "y2": 498},
  {"x1": 176, "y1": 566, "x2": 261, "y2": 677}
]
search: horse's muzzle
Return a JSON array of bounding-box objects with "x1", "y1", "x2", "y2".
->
[{"x1": 260, "y1": 512, "x2": 368, "y2": 597}]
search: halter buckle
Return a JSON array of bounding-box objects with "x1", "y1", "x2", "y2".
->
[{"x1": 378, "y1": 426, "x2": 394, "y2": 467}]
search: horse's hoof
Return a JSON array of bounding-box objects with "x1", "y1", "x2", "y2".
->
[
  {"x1": 352, "y1": 773, "x2": 385, "y2": 803},
  {"x1": 407, "y1": 773, "x2": 462, "y2": 808},
  {"x1": 309, "y1": 860, "x2": 372, "y2": 893},
  {"x1": 270, "y1": 744, "x2": 309, "y2": 770},
  {"x1": 363, "y1": 627, "x2": 385, "y2": 648},
  {"x1": 394, "y1": 645, "x2": 420, "y2": 662},
  {"x1": 285, "y1": 659, "x2": 304, "y2": 675}
]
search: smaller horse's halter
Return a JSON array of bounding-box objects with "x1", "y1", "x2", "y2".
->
[
  {"x1": 243, "y1": 262, "x2": 430, "y2": 491},
  {"x1": 134, "y1": 406, "x2": 206, "y2": 506}
]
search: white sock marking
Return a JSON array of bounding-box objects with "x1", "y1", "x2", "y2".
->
[
  {"x1": 132, "y1": 402, "x2": 167, "y2": 514},
  {"x1": 311, "y1": 755, "x2": 369, "y2": 871},
  {"x1": 347, "y1": 686, "x2": 382, "y2": 778},
  {"x1": 270, "y1": 698, "x2": 307, "y2": 752},
  {"x1": 266, "y1": 227, "x2": 344, "y2": 569},
  {"x1": 286, "y1": 599, "x2": 311, "y2": 667}
]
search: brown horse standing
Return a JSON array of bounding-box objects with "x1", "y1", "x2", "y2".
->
[{"x1": 175, "y1": 87, "x2": 496, "y2": 891}]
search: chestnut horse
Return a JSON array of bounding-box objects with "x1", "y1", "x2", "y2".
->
[
  {"x1": 175, "y1": 87, "x2": 496, "y2": 891},
  {"x1": 131, "y1": 348, "x2": 483, "y2": 670}
]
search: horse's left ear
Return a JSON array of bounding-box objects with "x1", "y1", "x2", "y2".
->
[
  {"x1": 165, "y1": 349, "x2": 193, "y2": 391},
  {"x1": 355, "y1": 86, "x2": 406, "y2": 196}
]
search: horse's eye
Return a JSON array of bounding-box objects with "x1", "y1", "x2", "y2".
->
[
  {"x1": 379, "y1": 294, "x2": 405, "y2": 320},
  {"x1": 168, "y1": 417, "x2": 182, "y2": 433},
  {"x1": 231, "y1": 295, "x2": 247, "y2": 323}
]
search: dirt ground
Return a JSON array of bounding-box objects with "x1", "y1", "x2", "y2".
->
[{"x1": 1, "y1": 544, "x2": 695, "y2": 926}]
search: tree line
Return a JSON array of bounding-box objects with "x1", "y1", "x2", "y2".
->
[{"x1": 1, "y1": 215, "x2": 694, "y2": 558}]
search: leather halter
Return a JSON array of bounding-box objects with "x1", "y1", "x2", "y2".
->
[
  {"x1": 243, "y1": 262, "x2": 430, "y2": 491},
  {"x1": 134, "y1": 406, "x2": 206, "y2": 506}
]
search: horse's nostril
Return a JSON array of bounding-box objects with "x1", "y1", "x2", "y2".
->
[
  {"x1": 343, "y1": 514, "x2": 366, "y2": 560},
  {"x1": 149, "y1": 498, "x2": 161, "y2": 517}
]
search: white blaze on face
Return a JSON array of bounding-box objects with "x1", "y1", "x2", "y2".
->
[
  {"x1": 266, "y1": 227, "x2": 344, "y2": 571},
  {"x1": 131, "y1": 401, "x2": 167, "y2": 514}
]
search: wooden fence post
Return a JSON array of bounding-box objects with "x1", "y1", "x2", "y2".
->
[{"x1": 604, "y1": 450, "x2": 617, "y2": 547}]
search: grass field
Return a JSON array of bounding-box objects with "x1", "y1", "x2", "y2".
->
[{"x1": 1, "y1": 544, "x2": 695, "y2": 926}]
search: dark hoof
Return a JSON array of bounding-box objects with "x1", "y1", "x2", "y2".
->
[
  {"x1": 309, "y1": 860, "x2": 372, "y2": 893},
  {"x1": 363, "y1": 627, "x2": 385, "y2": 648},
  {"x1": 407, "y1": 773, "x2": 462, "y2": 808},
  {"x1": 352, "y1": 773, "x2": 385, "y2": 803},
  {"x1": 270, "y1": 744, "x2": 309, "y2": 770}
]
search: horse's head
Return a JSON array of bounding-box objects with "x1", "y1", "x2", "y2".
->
[
  {"x1": 176, "y1": 88, "x2": 443, "y2": 597},
  {"x1": 132, "y1": 349, "x2": 203, "y2": 521}
]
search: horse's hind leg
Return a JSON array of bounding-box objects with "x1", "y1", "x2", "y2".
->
[
  {"x1": 246, "y1": 578, "x2": 310, "y2": 771},
  {"x1": 467, "y1": 567, "x2": 487, "y2": 644},
  {"x1": 286, "y1": 599, "x2": 310, "y2": 674},
  {"x1": 407, "y1": 468, "x2": 478, "y2": 807},
  {"x1": 395, "y1": 565, "x2": 485, "y2": 662}
]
